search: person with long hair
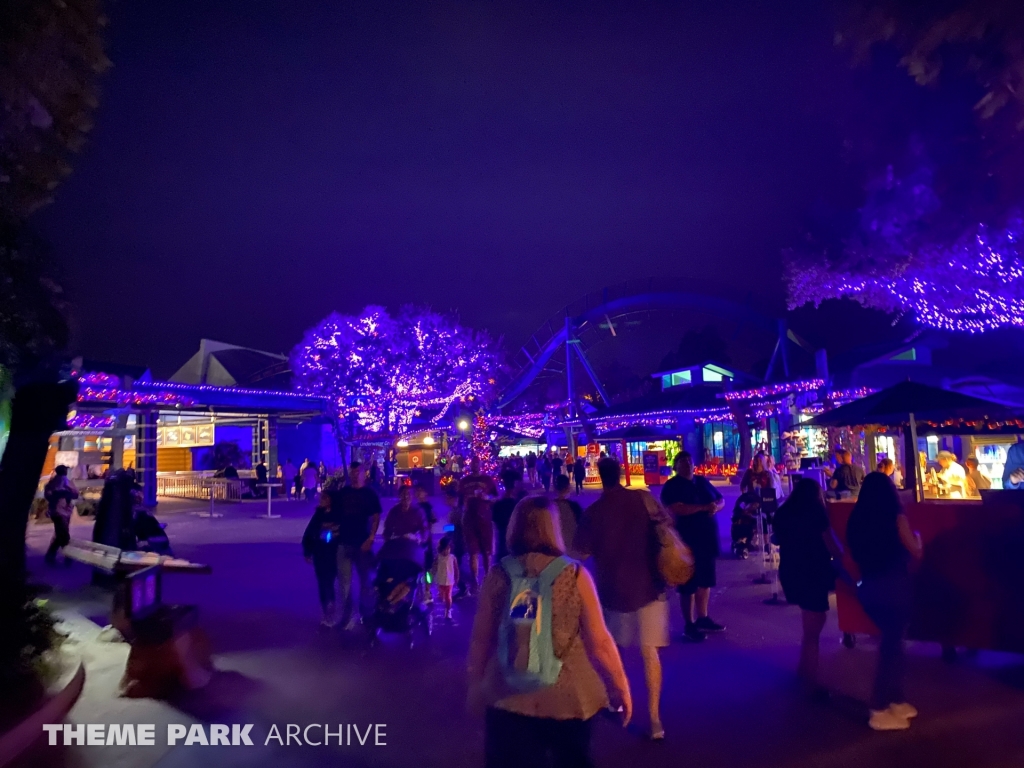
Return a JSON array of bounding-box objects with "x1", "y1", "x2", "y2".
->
[
  {"x1": 773, "y1": 478, "x2": 843, "y2": 698},
  {"x1": 468, "y1": 496, "x2": 631, "y2": 767},
  {"x1": 846, "y1": 472, "x2": 923, "y2": 730}
]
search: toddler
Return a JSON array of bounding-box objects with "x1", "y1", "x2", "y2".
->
[{"x1": 432, "y1": 536, "x2": 458, "y2": 620}]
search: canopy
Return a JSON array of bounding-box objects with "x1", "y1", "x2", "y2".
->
[
  {"x1": 593, "y1": 425, "x2": 682, "y2": 441},
  {"x1": 804, "y1": 381, "x2": 1018, "y2": 429}
]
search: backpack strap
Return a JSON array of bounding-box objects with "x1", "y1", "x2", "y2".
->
[{"x1": 500, "y1": 555, "x2": 524, "y2": 580}]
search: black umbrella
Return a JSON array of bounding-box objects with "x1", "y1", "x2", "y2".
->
[
  {"x1": 805, "y1": 381, "x2": 1019, "y2": 502},
  {"x1": 805, "y1": 381, "x2": 1016, "y2": 428}
]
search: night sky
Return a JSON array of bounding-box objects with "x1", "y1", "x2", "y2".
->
[{"x1": 37, "y1": 0, "x2": 853, "y2": 378}]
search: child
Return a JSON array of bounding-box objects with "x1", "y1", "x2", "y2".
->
[
  {"x1": 432, "y1": 536, "x2": 458, "y2": 621},
  {"x1": 302, "y1": 491, "x2": 340, "y2": 627}
]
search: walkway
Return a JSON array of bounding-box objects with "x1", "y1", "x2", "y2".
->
[{"x1": 18, "y1": 488, "x2": 1024, "y2": 768}]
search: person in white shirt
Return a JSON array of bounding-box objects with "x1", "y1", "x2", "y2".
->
[
  {"x1": 933, "y1": 451, "x2": 968, "y2": 498},
  {"x1": 301, "y1": 460, "x2": 320, "y2": 500},
  {"x1": 432, "y1": 535, "x2": 459, "y2": 621}
]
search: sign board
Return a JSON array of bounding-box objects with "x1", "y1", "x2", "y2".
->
[
  {"x1": 155, "y1": 423, "x2": 215, "y2": 449},
  {"x1": 54, "y1": 450, "x2": 79, "y2": 469}
]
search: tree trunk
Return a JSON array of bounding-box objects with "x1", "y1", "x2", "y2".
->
[
  {"x1": 0, "y1": 380, "x2": 78, "y2": 588},
  {"x1": 730, "y1": 402, "x2": 752, "y2": 483}
]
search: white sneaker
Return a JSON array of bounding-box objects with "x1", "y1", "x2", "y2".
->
[
  {"x1": 889, "y1": 702, "x2": 918, "y2": 719},
  {"x1": 869, "y1": 709, "x2": 911, "y2": 731}
]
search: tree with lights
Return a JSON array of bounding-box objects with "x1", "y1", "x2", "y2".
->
[
  {"x1": 469, "y1": 411, "x2": 499, "y2": 475},
  {"x1": 785, "y1": 162, "x2": 1024, "y2": 333},
  {"x1": 291, "y1": 306, "x2": 501, "y2": 436},
  {"x1": 786, "y1": 2, "x2": 1024, "y2": 333}
]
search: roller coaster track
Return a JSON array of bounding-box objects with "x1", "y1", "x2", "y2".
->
[{"x1": 498, "y1": 279, "x2": 780, "y2": 410}]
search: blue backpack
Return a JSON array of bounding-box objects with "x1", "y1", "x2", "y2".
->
[{"x1": 497, "y1": 555, "x2": 574, "y2": 693}]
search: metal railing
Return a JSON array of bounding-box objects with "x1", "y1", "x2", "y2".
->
[{"x1": 156, "y1": 471, "x2": 245, "y2": 501}]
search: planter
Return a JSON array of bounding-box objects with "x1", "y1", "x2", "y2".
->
[{"x1": 0, "y1": 657, "x2": 85, "y2": 768}]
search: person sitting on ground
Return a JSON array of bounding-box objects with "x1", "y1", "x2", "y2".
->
[{"x1": 469, "y1": 496, "x2": 632, "y2": 766}]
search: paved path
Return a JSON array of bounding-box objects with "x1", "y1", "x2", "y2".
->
[{"x1": 18, "y1": 488, "x2": 1024, "y2": 768}]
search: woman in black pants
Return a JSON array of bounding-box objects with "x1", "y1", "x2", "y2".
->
[
  {"x1": 846, "y1": 472, "x2": 923, "y2": 731},
  {"x1": 572, "y1": 458, "x2": 586, "y2": 495},
  {"x1": 302, "y1": 492, "x2": 340, "y2": 628},
  {"x1": 773, "y1": 478, "x2": 843, "y2": 698}
]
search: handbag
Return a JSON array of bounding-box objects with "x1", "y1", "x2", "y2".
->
[{"x1": 639, "y1": 490, "x2": 695, "y2": 588}]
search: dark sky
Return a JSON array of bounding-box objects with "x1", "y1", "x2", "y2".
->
[{"x1": 38, "y1": 0, "x2": 851, "y2": 378}]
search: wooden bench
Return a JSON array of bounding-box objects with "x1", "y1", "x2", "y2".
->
[{"x1": 63, "y1": 540, "x2": 214, "y2": 698}]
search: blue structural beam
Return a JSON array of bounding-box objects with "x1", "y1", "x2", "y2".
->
[{"x1": 499, "y1": 290, "x2": 779, "y2": 409}]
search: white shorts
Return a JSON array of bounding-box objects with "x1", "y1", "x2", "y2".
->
[{"x1": 605, "y1": 596, "x2": 670, "y2": 648}]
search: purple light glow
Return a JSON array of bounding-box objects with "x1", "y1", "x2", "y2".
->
[
  {"x1": 787, "y1": 222, "x2": 1024, "y2": 333},
  {"x1": 291, "y1": 307, "x2": 499, "y2": 434},
  {"x1": 722, "y1": 379, "x2": 824, "y2": 402}
]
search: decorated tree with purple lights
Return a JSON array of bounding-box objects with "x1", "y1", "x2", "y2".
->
[
  {"x1": 291, "y1": 306, "x2": 500, "y2": 435},
  {"x1": 787, "y1": 2, "x2": 1024, "y2": 333},
  {"x1": 785, "y1": 163, "x2": 1024, "y2": 333}
]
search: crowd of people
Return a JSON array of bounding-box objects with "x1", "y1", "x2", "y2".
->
[{"x1": 291, "y1": 442, "x2": 928, "y2": 768}]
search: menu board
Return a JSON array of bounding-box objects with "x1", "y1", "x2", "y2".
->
[{"x1": 156, "y1": 423, "x2": 215, "y2": 448}]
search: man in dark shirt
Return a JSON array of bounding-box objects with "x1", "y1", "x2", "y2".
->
[
  {"x1": 490, "y1": 475, "x2": 523, "y2": 561},
  {"x1": 328, "y1": 462, "x2": 382, "y2": 631},
  {"x1": 661, "y1": 451, "x2": 726, "y2": 642},
  {"x1": 550, "y1": 452, "x2": 564, "y2": 479},
  {"x1": 829, "y1": 449, "x2": 863, "y2": 499},
  {"x1": 574, "y1": 458, "x2": 670, "y2": 739}
]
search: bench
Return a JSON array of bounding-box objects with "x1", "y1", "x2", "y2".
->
[{"x1": 63, "y1": 540, "x2": 214, "y2": 698}]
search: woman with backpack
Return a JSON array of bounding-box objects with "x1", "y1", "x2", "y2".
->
[{"x1": 467, "y1": 496, "x2": 631, "y2": 768}]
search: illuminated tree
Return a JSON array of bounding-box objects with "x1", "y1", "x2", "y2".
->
[
  {"x1": 469, "y1": 411, "x2": 499, "y2": 475},
  {"x1": 291, "y1": 306, "x2": 501, "y2": 434},
  {"x1": 786, "y1": 159, "x2": 1024, "y2": 333},
  {"x1": 788, "y1": 2, "x2": 1024, "y2": 332}
]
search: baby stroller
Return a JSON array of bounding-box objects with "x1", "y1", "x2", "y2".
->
[
  {"x1": 731, "y1": 493, "x2": 761, "y2": 559},
  {"x1": 368, "y1": 536, "x2": 433, "y2": 648}
]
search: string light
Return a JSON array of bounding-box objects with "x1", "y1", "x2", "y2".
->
[
  {"x1": 787, "y1": 221, "x2": 1024, "y2": 333},
  {"x1": 722, "y1": 379, "x2": 824, "y2": 402},
  {"x1": 291, "y1": 306, "x2": 499, "y2": 435}
]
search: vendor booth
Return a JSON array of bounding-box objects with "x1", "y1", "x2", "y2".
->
[{"x1": 805, "y1": 381, "x2": 1024, "y2": 655}]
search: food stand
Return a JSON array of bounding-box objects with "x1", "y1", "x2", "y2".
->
[{"x1": 804, "y1": 382, "x2": 1024, "y2": 656}]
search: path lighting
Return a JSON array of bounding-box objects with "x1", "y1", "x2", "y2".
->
[
  {"x1": 423, "y1": 435, "x2": 435, "y2": 445},
  {"x1": 458, "y1": 419, "x2": 469, "y2": 431},
  {"x1": 397, "y1": 439, "x2": 409, "y2": 447}
]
